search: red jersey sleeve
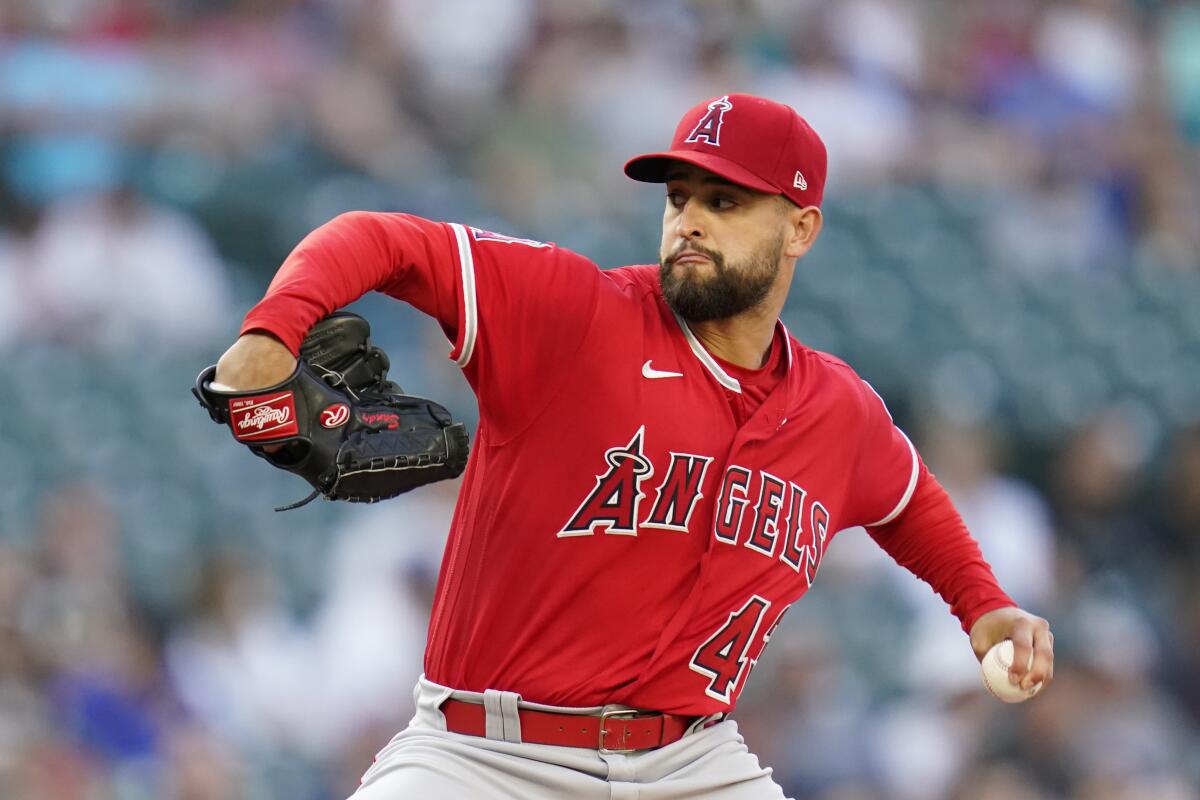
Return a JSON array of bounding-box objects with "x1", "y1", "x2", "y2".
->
[
  {"x1": 241, "y1": 212, "x2": 465, "y2": 352},
  {"x1": 867, "y1": 465, "x2": 1016, "y2": 632},
  {"x1": 240, "y1": 212, "x2": 600, "y2": 436},
  {"x1": 845, "y1": 379, "x2": 921, "y2": 529}
]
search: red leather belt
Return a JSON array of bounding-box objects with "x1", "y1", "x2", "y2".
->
[{"x1": 440, "y1": 699, "x2": 696, "y2": 753}]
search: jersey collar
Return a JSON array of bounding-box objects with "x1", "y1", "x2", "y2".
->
[{"x1": 672, "y1": 313, "x2": 794, "y2": 395}]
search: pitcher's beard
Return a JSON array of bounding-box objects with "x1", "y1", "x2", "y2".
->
[{"x1": 659, "y1": 234, "x2": 783, "y2": 322}]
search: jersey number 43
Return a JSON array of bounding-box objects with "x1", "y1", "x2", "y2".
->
[{"x1": 689, "y1": 595, "x2": 790, "y2": 704}]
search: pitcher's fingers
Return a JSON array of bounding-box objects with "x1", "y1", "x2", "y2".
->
[
  {"x1": 1009, "y1": 623, "x2": 1035, "y2": 687},
  {"x1": 1024, "y1": 626, "x2": 1054, "y2": 690}
]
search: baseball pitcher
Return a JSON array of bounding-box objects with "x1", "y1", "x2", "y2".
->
[{"x1": 206, "y1": 94, "x2": 1054, "y2": 799}]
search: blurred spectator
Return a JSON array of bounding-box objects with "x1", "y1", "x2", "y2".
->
[
  {"x1": 306, "y1": 6, "x2": 445, "y2": 187},
  {"x1": 1158, "y1": 425, "x2": 1200, "y2": 726},
  {"x1": 1034, "y1": 0, "x2": 1142, "y2": 118},
  {"x1": 917, "y1": 421, "x2": 1056, "y2": 612},
  {"x1": 1158, "y1": 1, "x2": 1200, "y2": 143},
  {"x1": 0, "y1": 542, "x2": 46, "y2": 790},
  {"x1": 757, "y1": 8, "x2": 918, "y2": 187},
  {"x1": 0, "y1": 185, "x2": 42, "y2": 348},
  {"x1": 1158, "y1": 423, "x2": 1200, "y2": 572},
  {"x1": 164, "y1": 550, "x2": 314, "y2": 752},
  {"x1": 45, "y1": 608, "x2": 173, "y2": 784},
  {"x1": 949, "y1": 761, "x2": 1052, "y2": 800},
  {"x1": 24, "y1": 186, "x2": 233, "y2": 351},
  {"x1": 21, "y1": 483, "x2": 129, "y2": 672},
  {"x1": 305, "y1": 480, "x2": 456, "y2": 753},
  {"x1": 826, "y1": 0, "x2": 924, "y2": 88},
  {"x1": 159, "y1": 721, "x2": 244, "y2": 800},
  {"x1": 737, "y1": 617, "x2": 881, "y2": 797},
  {"x1": 1011, "y1": 614, "x2": 1197, "y2": 796},
  {"x1": 1048, "y1": 407, "x2": 1163, "y2": 590},
  {"x1": 382, "y1": 0, "x2": 535, "y2": 135}
]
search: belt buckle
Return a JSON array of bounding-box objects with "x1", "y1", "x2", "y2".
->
[{"x1": 598, "y1": 708, "x2": 649, "y2": 754}]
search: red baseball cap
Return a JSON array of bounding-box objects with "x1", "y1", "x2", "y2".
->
[{"x1": 624, "y1": 93, "x2": 827, "y2": 208}]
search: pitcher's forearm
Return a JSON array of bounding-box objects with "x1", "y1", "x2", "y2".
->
[{"x1": 214, "y1": 332, "x2": 297, "y2": 391}]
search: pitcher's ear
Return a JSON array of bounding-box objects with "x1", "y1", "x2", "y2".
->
[{"x1": 783, "y1": 203, "x2": 822, "y2": 259}]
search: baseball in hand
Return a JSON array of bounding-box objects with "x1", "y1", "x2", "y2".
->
[{"x1": 980, "y1": 639, "x2": 1043, "y2": 703}]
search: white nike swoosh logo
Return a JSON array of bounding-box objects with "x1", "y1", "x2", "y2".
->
[{"x1": 642, "y1": 360, "x2": 684, "y2": 379}]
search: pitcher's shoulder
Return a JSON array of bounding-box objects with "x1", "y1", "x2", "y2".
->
[
  {"x1": 786, "y1": 339, "x2": 878, "y2": 406},
  {"x1": 603, "y1": 264, "x2": 662, "y2": 293}
]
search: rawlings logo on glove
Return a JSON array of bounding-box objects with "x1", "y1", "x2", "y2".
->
[
  {"x1": 231, "y1": 393, "x2": 298, "y2": 439},
  {"x1": 321, "y1": 404, "x2": 350, "y2": 428},
  {"x1": 192, "y1": 312, "x2": 470, "y2": 511}
]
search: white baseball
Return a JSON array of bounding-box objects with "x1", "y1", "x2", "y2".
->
[{"x1": 980, "y1": 639, "x2": 1043, "y2": 703}]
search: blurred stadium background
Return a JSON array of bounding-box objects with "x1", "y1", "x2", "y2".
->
[{"x1": 1, "y1": 0, "x2": 1198, "y2": 798}]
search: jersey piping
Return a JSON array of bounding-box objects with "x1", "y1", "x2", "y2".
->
[
  {"x1": 449, "y1": 223, "x2": 478, "y2": 368},
  {"x1": 857, "y1": 379, "x2": 920, "y2": 526},
  {"x1": 778, "y1": 322, "x2": 795, "y2": 370},
  {"x1": 866, "y1": 430, "x2": 919, "y2": 526},
  {"x1": 672, "y1": 311, "x2": 742, "y2": 394}
]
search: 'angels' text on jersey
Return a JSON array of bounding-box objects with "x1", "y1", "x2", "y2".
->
[{"x1": 558, "y1": 426, "x2": 830, "y2": 588}]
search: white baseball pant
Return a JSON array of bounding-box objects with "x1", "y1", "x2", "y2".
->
[{"x1": 348, "y1": 675, "x2": 792, "y2": 799}]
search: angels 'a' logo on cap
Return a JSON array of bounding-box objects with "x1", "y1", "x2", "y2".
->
[{"x1": 685, "y1": 95, "x2": 733, "y2": 146}]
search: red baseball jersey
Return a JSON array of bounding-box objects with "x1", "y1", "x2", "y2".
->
[{"x1": 243, "y1": 212, "x2": 1011, "y2": 716}]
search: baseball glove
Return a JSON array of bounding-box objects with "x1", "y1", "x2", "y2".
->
[{"x1": 193, "y1": 312, "x2": 470, "y2": 511}]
